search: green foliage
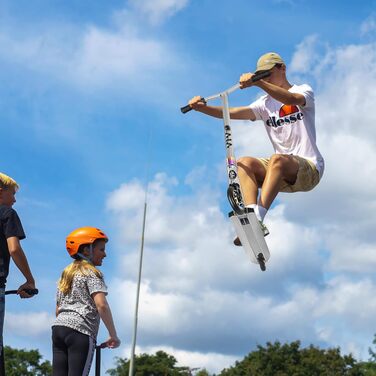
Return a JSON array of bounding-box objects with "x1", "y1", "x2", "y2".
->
[
  {"x1": 195, "y1": 370, "x2": 212, "y2": 376},
  {"x1": 359, "y1": 334, "x2": 376, "y2": 375},
  {"x1": 106, "y1": 338, "x2": 376, "y2": 376},
  {"x1": 358, "y1": 362, "x2": 376, "y2": 376},
  {"x1": 219, "y1": 341, "x2": 365, "y2": 376},
  {"x1": 4, "y1": 346, "x2": 52, "y2": 376},
  {"x1": 369, "y1": 334, "x2": 376, "y2": 364},
  {"x1": 106, "y1": 350, "x2": 193, "y2": 375}
]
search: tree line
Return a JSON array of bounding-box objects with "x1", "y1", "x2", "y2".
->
[{"x1": 5, "y1": 337, "x2": 376, "y2": 375}]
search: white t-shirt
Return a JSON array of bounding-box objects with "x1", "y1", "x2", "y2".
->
[{"x1": 249, "y1": 84, "x2": 324, "y2": 178}]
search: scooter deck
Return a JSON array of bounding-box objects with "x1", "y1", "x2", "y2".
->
[{"x1": 229, "y1": 208, "x2": 270, "y2": 271}]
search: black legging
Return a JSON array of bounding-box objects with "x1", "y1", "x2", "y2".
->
[{"x1": 52, "y1": 326, "x2": 96, "y2": 376}]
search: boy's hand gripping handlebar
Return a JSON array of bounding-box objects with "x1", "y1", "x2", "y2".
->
[{"x1": 180, "y1": 70, "x2": 271, "y2": 114}]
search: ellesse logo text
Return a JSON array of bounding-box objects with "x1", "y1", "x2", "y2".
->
[{"x1": 266, "y1": 104, "x2": 304, "y2": 128}]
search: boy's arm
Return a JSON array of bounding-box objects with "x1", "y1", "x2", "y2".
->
[
  {"x1": 239, "y1": 73, "x2": 306, "y2": 106},
  {"x1": 188, "y1": 96, "x2": 257, "y2": 120},
  {"x1": 256, "y1": 80, "x2": 306, "y2": 106},
  {"x1": 7, "y1": 236, "x2": 36, "y2": 298}
]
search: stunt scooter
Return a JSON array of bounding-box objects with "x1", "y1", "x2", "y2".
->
[
  {"x1": 1, "y1": 288, "x2": 39, "y2": 374},
  {"x1": 181, "y1": 71, "x2": 271, "y2": 271}
]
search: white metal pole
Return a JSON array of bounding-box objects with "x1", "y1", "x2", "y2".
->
[
  {"x1": 128, "y1": 123, "x2": 153, "y2": 376},
  {"x1": 128, "y1": 200, "x2": 147, "y2": 376}
]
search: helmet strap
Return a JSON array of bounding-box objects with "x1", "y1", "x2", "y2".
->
[{"x1": 77, "y1": 244, "x2": 94, "y2": 264}]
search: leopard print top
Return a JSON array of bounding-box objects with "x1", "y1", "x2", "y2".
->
[{"x1": 53, "y1": 270, "x2": 107, "y2": 339}]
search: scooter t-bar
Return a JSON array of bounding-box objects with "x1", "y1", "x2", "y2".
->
[{"x1": 180, "y1": 70, "x2": 271, "y2": 114}]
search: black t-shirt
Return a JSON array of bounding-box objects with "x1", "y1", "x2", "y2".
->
[{"x1": 0, "y1": 205, "x2": 26, "y2": 288}]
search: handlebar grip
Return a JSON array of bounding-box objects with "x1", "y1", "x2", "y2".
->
[
  {"x1": 180, "y1": 104, "x2": 192, "y2": 114},
  {"x1": 5, "y1": 288, "x2": 39, "y2": 296},
  {"x1": 252, "y1": 70, "x2": 271, "y2": 82},
  {"x1": 181, "y1": 97, "x2": 206, "y2": 114}
]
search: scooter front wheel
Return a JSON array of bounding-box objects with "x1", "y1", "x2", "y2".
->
[{"x1": 227, "y1": 184, "x2": 244, "y2": 215}]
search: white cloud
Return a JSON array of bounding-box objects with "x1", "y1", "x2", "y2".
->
[
  {"x1": 127, "y1": 0, "x2": 189, "y2": 25},
  {"x1": 361, "y1": 13, "x2": 376, "y2": 37},
  {"x1": 5, "y1": 311, "x2": 54, "y2": 337},
  {"x1": 289, "y1": 34, "x2": 324, "y2": 74},
  {"x1": 0, "y1": 3, "x2": 188, "y2": 92}
]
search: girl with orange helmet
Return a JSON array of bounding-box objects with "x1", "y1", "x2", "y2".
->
[{"x1": 52, "y1": 227, "x2": 120, "y2": 376}]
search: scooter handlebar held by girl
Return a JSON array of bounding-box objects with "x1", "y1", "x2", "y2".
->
[{"x1": 181, "y1": 70, "x2": 271, "y2": 271}]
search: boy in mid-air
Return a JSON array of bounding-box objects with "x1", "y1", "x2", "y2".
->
[{"x1": 188, "y1": 52, "x2": 324, "y2": 244}]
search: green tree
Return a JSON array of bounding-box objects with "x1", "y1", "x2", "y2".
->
[
  {"x1": 358, "y1": 334, "x2": 376, "y2": 375},
  {"x1": 369, "y1": 335, "x2": 376, "y2": 363},
  {"x1": 4, "y1": 346, "x2": 52, "y2": 376},
  {"x1": 106, "y1": 350, "x2": 193, "y2": 375},
  {"x1": 219, "y1": 340, "x2": 364, "y2": 376},
  {"x1": 195, "y1": 370, "x2": 212, "y2": 376}
]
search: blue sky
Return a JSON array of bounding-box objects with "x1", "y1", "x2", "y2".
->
[{"x1": 1, "y1": 0, "x2": 376, "y2": 374}]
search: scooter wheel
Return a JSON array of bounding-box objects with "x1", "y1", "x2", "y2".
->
[
  {"x1": 257, "y1": 253, "x2": 266, "y2": 272},
  {"x1": 227, "y1": 185, "x2": 244, "y2": 215}
]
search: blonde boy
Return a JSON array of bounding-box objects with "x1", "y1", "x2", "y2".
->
[{"x1": 0, "y1": 173, "x2": 36, "y2": 373}]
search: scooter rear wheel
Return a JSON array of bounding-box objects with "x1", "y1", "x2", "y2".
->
[{"x1": 257, "y1": 253, "x2": 266, "y2": 272}]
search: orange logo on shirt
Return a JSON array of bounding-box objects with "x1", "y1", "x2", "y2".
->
[
  {"x1": 266, "y1": 105, "x2": 304, "y2": 128},
  {"x1": 279, "y1": 104, "x2": 299, "y2": 118}
]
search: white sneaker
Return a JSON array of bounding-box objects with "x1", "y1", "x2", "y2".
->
[{"x1": 260, "y1": 221, "x2": 270, "y2": 237}]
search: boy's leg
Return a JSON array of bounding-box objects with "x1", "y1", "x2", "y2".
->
[
  {"x1": 237, "y1": 157, "x2": 267, "y2": 205},
  {"x1": 258, "y1": 154, "x2": 299, "y2": 210},
  {"x1": 234, "y1": 157, "x2": 268, "y2": 246},
  {"x1": 0, "y1": 289, "x2": 5, "y2": 376}
]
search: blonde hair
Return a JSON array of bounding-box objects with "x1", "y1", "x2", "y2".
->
[
  {"x1": 0, "y1": 172, "x2": 19, "y2": 190},
  {"x1": 58, "y1": 259, "x2": 103, "y2": 295}
]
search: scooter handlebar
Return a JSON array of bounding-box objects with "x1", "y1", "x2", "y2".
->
[
  {"x1": 5, "y1": 288, "x2": 39, "y2": 296},
  {"x1": 251, "y1": 70, "x2": 271, "y2": 82},
  {"x1": 180, "y1": 97, "x2": 206, "y2": 114},
  {"x1": 180, "y1": 104, "x2": 192, "y2": 114},
  {"x1": 181, "y1": 70, "x2": 271, "y2": 114}
]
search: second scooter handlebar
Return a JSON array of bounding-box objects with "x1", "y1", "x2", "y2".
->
[
  {"x1": 180, "y1": 70, "x2": 271, "y2": 114},
  {"x1": 5, "y1": 288, "x2": 39, "y2": 296}
]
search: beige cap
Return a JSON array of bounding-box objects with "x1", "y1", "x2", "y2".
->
[{"x1": 255, "y1": 52, "x2": 284, "y2": 73}]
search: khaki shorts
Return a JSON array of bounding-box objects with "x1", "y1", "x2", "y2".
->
[{"x1": 257, "y1": 155, "x2": 320, "y2": 193}]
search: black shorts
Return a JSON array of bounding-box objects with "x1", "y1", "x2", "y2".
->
[{"x1": 52, "y1": 326, "x2": 96, "y2": 376}]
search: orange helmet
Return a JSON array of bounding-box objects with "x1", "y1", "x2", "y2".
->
[{"x1": 66, "y1": 227, "x2": 108, "y2": 257}]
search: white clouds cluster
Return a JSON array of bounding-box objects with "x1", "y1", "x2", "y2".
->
[
  {"x1": 0, "y1": 1, "x2": 188, "y2": 92},
  {"x1": 283, "y1": 38, "x2": 376, "y2": 276},
  {"x1": 103, "y1": 174, "x2": 326, "y2": 372}
]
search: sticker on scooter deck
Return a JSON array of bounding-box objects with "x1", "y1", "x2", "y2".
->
[{"x1": 229, "y1": 208, "x2": 270, "y2": 271}]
